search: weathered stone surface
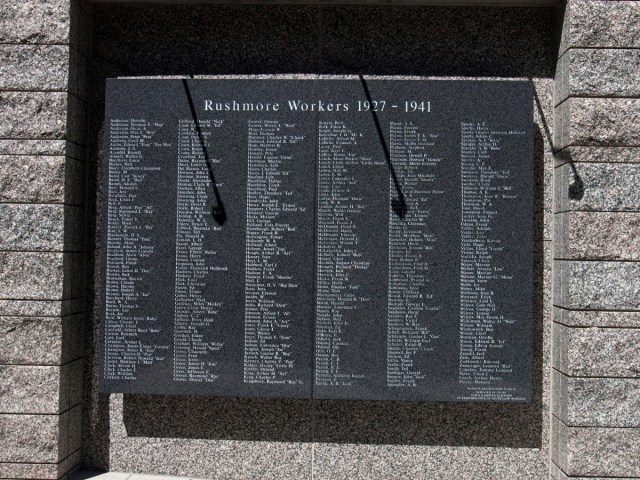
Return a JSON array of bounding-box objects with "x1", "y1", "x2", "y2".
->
[
  {"x1": 0, "y1": 155, "x2": 84, "y2": 205},
  {"x1": 0, "y1": 92, "x2": 68, "y2": 139},
  {"x1": 555, "y1": 146, "x2": 640, "y2": 167},
  {"x1": 553, "y1": 323, "x2": 640, "y2": 377},
  {"x1": 0, "y1": 0, "x2": 71, "y2": 44},
  {"x1": 0, "y1": 204, "x2": 83, "y2": 252},
  {"x1": 554, "y1": 98, "x2": 640, "y2": 149},
  {"x1": 0, "y1": 139, "x2": 67, "y2": 156},
  {"x1": 553, "y1": 369, "x2": 640, "y2": 427},
  {"x1": 555, "y1": 211, "x2": 640, "y2": 260},
  {"x1": 0, "y1": 252, "x2": 64, "y2": 299},
  {"x1": 554, "y1": 260, "x2": 640, "y2": 310},
  {"x1": 555, "y1": 49, "x2": 640, "y2": 105},
  {"x1": 554, "y1": 162, "x2": 640, "y2": 212},
  {"x1": 0, "y1": 316, "x2": 79, "y2": 365},
  {"x1": 0, "y1": 252, "x2": 83, "y2": 300},
  {"x1": 0, "y1": 298, "x2": 82, "y2": 317},
  {"x1": 554, "y1": 307, "x2": 640, "y2": 328},
  {"x1": 0, "y1": 45, "x2": 69, "y2": 91},
  {"x1": 0, "y1": 366, "x2": 61, "y2": 414},
  {"x1": 0, "y1": 155, "x2": 66, "y2": 202},
  {"x1": 0, "y1": 462, "x2": 58, "y2": 480},
  {"x1": 560, "y1": 0, "x2": 640, "y2": 55},
  {"x1": 552, "y1": 416, "x2": 640, "y2": 477},
  {"x1": 0, "y1": 413, "x2": 65, "y2": 463}
]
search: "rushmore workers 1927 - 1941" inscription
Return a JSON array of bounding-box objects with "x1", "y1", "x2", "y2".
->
[{"x1": 101, "y1": 79, "x2": 534, "y2": 402}]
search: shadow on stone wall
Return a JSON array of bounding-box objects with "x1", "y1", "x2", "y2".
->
[{"x1": 83, "y1": 4, "x2": 554, "y2": 470}]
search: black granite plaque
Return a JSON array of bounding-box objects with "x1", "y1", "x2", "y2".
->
[{"x1": 101, "y1": 79, "x2": 534, "y2": 402}]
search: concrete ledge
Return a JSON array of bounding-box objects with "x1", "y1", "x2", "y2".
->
[
  {"x1": 552, "y1": 369, "x2": 640, "y2": 427},
  {"x1": 554, "y1": 260, "x2": 640, "y2": 310},
  {"x1": 552, "y1": 416, "x2": 640, "y2": 477},
  {"x1": 553, "y1": 323, "x2": 640, "y2": 377}
]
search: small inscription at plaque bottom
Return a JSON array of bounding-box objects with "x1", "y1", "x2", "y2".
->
[{"x1": 101, "y1": 79, "x2": 534, "y2": 402}]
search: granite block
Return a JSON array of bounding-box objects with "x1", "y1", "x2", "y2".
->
[
  {"x1": 0, "y1": 204, "x2": 83, "y2": 252},
  {"x1": 0, "y1": 298, "x2": 83, "y2": 317},
  {"x1": 0, "y1": 365, "x2": 61, "y2": 414},
  {"x1": 0, "y1": 0, "x2": 71, "y2": 44},
  {"x1": 552, "y1": 416, "x2": 640, "y2": 477},
  {"x1": 0, "y1": 155, "x2": 66, "y2": 202},
  {"x1": 0, "y1": 45, "x2": 70, "y2": 91},
  {"x1": 0, "y1": 252, "x2": 64, "y2": 299},
  {"x1": 552, "y1": 369, "x2": 640, "y2": 427},
  {"x1": 554, "y1": 260, "x2": 640, "y2": 310},
  {"x1": 554, "y1": 307, "x2": 640, "y2": 328},
  {"x1": 554, "y1": 211, "x2": 640, "y2": 260},
  {"x1": 555, "y1": 49, "x2": 640, "y2": 106},
  {"x1": 554, "y1": 146, "x2": 640, "y2": 167},
  {"x1": 554, "y1": 162, "x2": 640, "y2": 212},
  {"x1": 0, "y1": 251, "x2": 83, "y2": 300},
  {"x1": 0, "y1": 92, "x2": 68, "y2": 139},
  {"x1": 553, "y1": 323, "x2": 640, "y2": 377},
  {"x1": 0, "y1": 462, "x2": 58, "y2": 480},
  {"x1": 0, "y1": 413, "x2": 65, "y2": 463},
  {"x1": 554, "y1": 98, "x2": 640, "y2": 150},
  {"x1": 560, "y1": 0, "x2": 640, "y2": 55},
  {"x1": 0, "y1": 139, "x2": 68, "y2": 156},
  {"x1": 0, "y1": 315, "x2": 82, "y2": 365}
]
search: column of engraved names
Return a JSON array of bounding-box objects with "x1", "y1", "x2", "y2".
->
[
  {"x1": 459, "y1": 122, "x2": 515, "y2": 392},
  {"x1": 387, "y1": 122, "x2": 442, "y2": 388},
  {"x1": 174, "y1": 119, "x2": 224, "y2": 383},
  {"x1": 244, "y1": 120, "x2": 305, "y2": 385},
  {"x1": 105, "y1": 119, "x2": 167, "y2": 380},
  {"x1": 315, "y1": 120, "x2": 375, "y2": 387}
]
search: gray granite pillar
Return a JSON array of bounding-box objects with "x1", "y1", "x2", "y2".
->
[
  {"x1": 551, "y1": 1, "x2": 640, "y2": 479},
  {"x1": 0, "y1": 1, "x2": 91, "y2": 478}
]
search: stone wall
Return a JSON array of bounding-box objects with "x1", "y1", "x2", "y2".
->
[
  {"x1": 2, "y1": 1, "x2": 638, "y2": 479},
  {"x1": 551, "y1": 1, "x2": 640, "y2": 479},
  {"x1": 0, "y1": 1, "x2": 91, "y2": 479}
]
